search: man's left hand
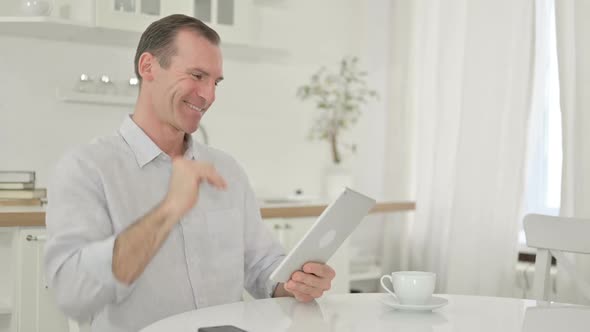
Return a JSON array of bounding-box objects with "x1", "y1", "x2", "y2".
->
[{"x1": 279, "y1": 262, "x2": 336, "y2": 302}]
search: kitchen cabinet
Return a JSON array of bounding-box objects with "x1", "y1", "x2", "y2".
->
[
  {"x1": 0, "y1": 228, "x2": 16, "y2": 332},
  {"x1": 180, "y1": 0, "x2": 254, "y2": 44},
  {"x1": 0, "y1": 226, "x2": 69, "y2": 332},
  {"x1": 0, "y1": 2, "x2": 286, "y2": 56},
  {"x1": 93, "y1": 0, "x2": 163, "y2": 32},
  {"x1": 14, "y1": 228, "x2": 69, "y2": 332},
  {"x1": 78, "y1": 0, "x2": 254, "y2": 44}
]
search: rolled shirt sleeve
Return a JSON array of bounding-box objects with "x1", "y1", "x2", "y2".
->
[{"x1": 44, "y1": 151, "x2": 134, "y2": 322}]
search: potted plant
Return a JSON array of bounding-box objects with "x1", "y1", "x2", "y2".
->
[{"x1": 297, "y1": 56, "x2": 378, "y2": 164}]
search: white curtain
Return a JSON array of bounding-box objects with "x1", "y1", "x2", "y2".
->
[
  {"x1": 555, "y1": 0, "x2": 590, "y2": 305},
  {"x1": 406, "y1": 0, "x2": 535, "y2": 296}
]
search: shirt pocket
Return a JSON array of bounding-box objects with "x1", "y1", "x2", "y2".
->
[
  {"x1": 205, "y1": 209, "x2": 245, "y2": 298},
  {"x1": 205, "y1": 209, "x2": 244, "y2": 263}
]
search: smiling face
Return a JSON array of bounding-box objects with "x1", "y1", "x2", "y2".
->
[{"x1": 148, "y1": 29, "x2": 224, "y2": 134}]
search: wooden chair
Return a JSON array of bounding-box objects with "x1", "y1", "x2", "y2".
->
[{"x1": 524, "y1": 214, "x2": 590, "y2": 301}]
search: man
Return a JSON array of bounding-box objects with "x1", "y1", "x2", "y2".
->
[{"x1": 44, "y1": 14, "x2": 335, "y2": 332}]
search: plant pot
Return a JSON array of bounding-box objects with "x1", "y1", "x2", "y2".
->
[{"x1": 322, "y1": 164, "x2": 353, "y2": 201}]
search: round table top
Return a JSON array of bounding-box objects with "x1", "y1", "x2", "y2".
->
[{"x1": 141, "y1": 293, "x2": 590, "y2": 332}]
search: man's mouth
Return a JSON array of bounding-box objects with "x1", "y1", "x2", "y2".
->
[{"x1": 184, "y1": 101, "x2": 205, "y2": 113}]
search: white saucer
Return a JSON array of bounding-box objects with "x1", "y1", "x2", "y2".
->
[{"x1": 380, "y1": 295, "x2": 449, "y2": 311}]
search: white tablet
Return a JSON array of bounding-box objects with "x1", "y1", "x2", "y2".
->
[{"x1": 269, "y1": 187, "x2": 376, "y2": 283}]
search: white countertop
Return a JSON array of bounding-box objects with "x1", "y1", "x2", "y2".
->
[
  {"x1": 0, "y1": 206, "x2": 45, "y2": 213},
  {"x1": 141, "y1": 293, "x2": 590, "y2": 332},
  {"x1": 0, "y1": 201, "x2": 416, "y2": 227}
]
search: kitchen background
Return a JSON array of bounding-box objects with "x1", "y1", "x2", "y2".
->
[
  {"x1": 0, "y1": 0, "x2": 413, "y2": 203},
  {"x1": 0, "y1": 3, "x2": 416, "y2": 330},
  {"x1": 4, "y1": 0, "x2": 581, "y2": 331}
]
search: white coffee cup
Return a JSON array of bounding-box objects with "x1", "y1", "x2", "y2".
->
[{"x1": 380, "y1": 271, "x2": 436, "y2": 305}]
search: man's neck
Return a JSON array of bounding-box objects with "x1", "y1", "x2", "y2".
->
[{"x1": 132, "y1": 100, "x2": 186, "y2": 159}]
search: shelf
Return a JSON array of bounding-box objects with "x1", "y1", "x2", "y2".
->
[
  {"x1": 0, "y1": 16, "x2": 289, "y2": 59},
  {"x1": 0, "y1": 16, "x2": 138, "y2": 47},
  {"x1": 56, "y1": 89, "x2": 136, "y2": 107},
  {"x1": 350, "y1": 264, "x2": 382, "y2": 282}
]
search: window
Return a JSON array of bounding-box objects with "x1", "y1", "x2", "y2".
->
[{"x1": 521, "y1": 0, "x2": 562, "y2": 246}]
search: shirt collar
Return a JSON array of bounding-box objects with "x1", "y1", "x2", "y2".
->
[
  {"x1": 119, "y1": 115, "x2": 163, "y2": 167},
  {"x1": 119, "y1": 116, "x2": 198, "y2": 166}
]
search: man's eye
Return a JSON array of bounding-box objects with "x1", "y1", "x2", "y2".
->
[{"x1": 191, "y1": 73, "x2": 203, "y2": 80}]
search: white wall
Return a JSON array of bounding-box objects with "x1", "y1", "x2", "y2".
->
[{"x1": 0, "y1": 0, "x2": 381, "y2": 200}]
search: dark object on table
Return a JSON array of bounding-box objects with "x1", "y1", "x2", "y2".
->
[{"x1": 198, "y1": 325, "x2": 248, "y2": 332}]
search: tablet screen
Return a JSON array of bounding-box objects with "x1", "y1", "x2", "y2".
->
[{"x1": 269, "y1": 188, "x2": 376, "y2": 282}]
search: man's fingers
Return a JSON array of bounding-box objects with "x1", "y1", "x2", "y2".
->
[
  {"x1": 192, "y1": 162, "x2": 227, "y2": 189},
  {"x1": 205, "y1": 170, "x2": 227, "y2": 189},
  {"x1": 291, "y1": 290, "x2": 314, "y2": 303},
  {"x1": 292, "y1": 271, "x2": 330, "y2": 291},
  {"x1": 286, "y1": 280, "x2": 324, "y2": 298},
  {"x1": 202, "y1": 166, "x2": 227, "y2": 189},
  {"x1": 303, "y1": 262, "x2": 336, "y2": 279},
  {"x1": 285, "y1": 282, "x2": 316, "y2": 302}
]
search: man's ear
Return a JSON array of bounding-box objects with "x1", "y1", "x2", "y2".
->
[{"x1": 138, "y1": 52, "x2": 156, "y2": 82}]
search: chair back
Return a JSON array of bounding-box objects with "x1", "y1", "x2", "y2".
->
[{"x1": 524, "y1": 214, "x2": 590, "y2": 301}]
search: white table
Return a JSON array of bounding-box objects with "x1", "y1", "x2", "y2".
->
[{"x1": 141, "y1": 293, "x2": 590, "y2": 332}]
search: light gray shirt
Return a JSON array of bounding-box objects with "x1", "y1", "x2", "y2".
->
[{"x1": 44, "y1": 116, "x2": 285, "y2": 332}]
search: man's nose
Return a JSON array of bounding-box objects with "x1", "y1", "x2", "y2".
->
[{"x1": 196, "y1": 83, "x2": 215, "y2": 106}]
